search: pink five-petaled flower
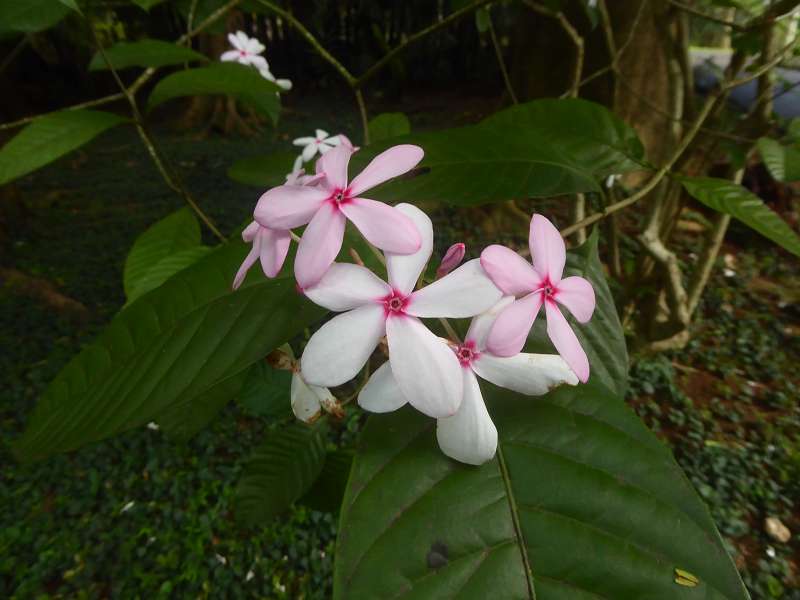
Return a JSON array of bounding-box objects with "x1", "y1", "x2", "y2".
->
[
  {"x1": 299, "y1": 204, "x2": 502, "y2": 418},
  {"x1": 480, "y1": 214, "x2": 596, "y2": 382},
  {"x1": 358, "y1": 297, "x2": 578, "y2": 465},
  {"x1": 220, "y1": 31, "x2": 268, "y2": 71},
  {"x1": 255, "y1": 143, "x2": 424, "y2": 289},
  {"x1": 232, "y1": 221, "x2": 290, "y2": 290}
]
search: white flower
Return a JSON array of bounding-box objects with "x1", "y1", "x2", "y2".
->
[
  {"x1": 146, "y1": 421, "x2": 159, "y2": 431},
  {"x1": 359, "y1": 297, "x2": 578, "y2": 465},
  {"x1": 605, "y1": 173, "x2": 620, "y2": 189},
  {"x1": 293, "y1": 129, "x2": 342, "y2": 165},
  {"x1": 300, "y1": 204, "x2": 502, "y2": 419},
  {"x1": 220, "y1": 31, "x2": 268, "y2": 72},
  {"x1": 120, "y1": 501, "x2": 135, "y2": 514},
  {"x1": 215, "y1": 553, "x2": 227, "y2": 565},
  {"x1": 291, "y1": 370, "x2": 338, "y2": 423},
  {"x1": 246, "y1": 569, "x2": 255, "y2": 582}
]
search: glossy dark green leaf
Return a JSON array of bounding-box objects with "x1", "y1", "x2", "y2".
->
[
  {"x1": 123, "y1": 208, "x2": 201, "y2": 299},
  {"x1": 147, "y1": 63, "x2": 282, "y2": 124},
  {"x1": 299, "y1": 449, "x2": 354, "y2": 513},
  {"x1": 13, "y1": 240, "x2": 326, "y2": 463},
  {"x1": 89, "y1": 39, "x2": 208, "y2": 71},
  {"x1": 681, "y1": 176, "x2": 800, "y2": 258},
  {"x1": 334, "y1": 381, "x2": 749, "y2": 599},
  {"x1": 756, "y1": 137, "x2": 800, "y2": 182},
  {"x1": 0, "y1": 110, "x2": 127, "y2": 186},
  {"x1": 126, "y1": 246, "x2": 211, "y2": 304},
  {"x1": 235, "y1": 421, "x2": 328, "y2": 525},
  {"x1": 368, "y1": 112, "x2": 411, "y2": 142},
  {"x1": 527, "y1": 229, "x2": 628, "y2": 397},
  {"x1": 0, "y1": 0, "x2": 71, "y2": 33},
  {"x1": 226, "y1": 151, "x2": 295, "y2": 188},
  {"x1": 57, "y1": 0, "x2": 81, "y2": 13},
  {"x1": 238, "y1": 360, "x2": 293, "y2": 419},
  {"x1": 353, "y1": 99, "x2": 644, "y2": 206}
]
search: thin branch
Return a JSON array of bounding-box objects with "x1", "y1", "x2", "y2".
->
[
  {"x1": 354, "y1": 88, "x2": 370, "y2": 145},
  {"x1": 486, "y1": 10, "x2": 518, "y2": 104}
]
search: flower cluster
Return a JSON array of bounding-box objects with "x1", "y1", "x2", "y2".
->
[
  {"x1": 220, "y1": 31, "x2": 292, "y2": 90},
  {"x1": 235, "y1": 141, "x2": 596, "y2": 464}
]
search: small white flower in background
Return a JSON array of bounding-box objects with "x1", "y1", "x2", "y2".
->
[
  {"x1": 291, "y1": 370, "x2": 339, "y2": 424},
  {"x1": 146, "y1": 421, "x2": 159, "y2": 431},
  {"x1": 723, "y1": 268, "x2": 736, "y2": 278},
  {"x1": 605, "y1": 173, "x2": 620, "y2": 189},
  {"x1": 119, "y1": 501, "x2": 135, "y2": 514},
  {"x1": 259, "y1": 67, "x2": 292, "y2": 91},
  {"x1": 246, "y1": 569, "x2": 255, "y2": 582},
  {"x1": 766, "y1": 546, "x2": 776, "y2": 558},
  {"x1": 293, "y1": 129, "x2": 342, "y2": 165},
  {"x1": 220, "y1": 31, "x2": 268, "y2": 71},
  {"x1": 215, "y1": 553, "x2": 227, "y2": 566}
]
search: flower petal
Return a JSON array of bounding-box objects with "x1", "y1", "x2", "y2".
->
[
  {"x1": 247, "y1": 55, "x2": 269, "y2": 72},
  {"x1": 555, "y1": 276, "x2": 595, "y2": 323},
  {"x1": 436, "y1": 243, "x2": 466, "y2": 279},
  {"x1": 436, "y1": 369, "x2": 497, "y2": 465},
  {"x1": 530, "y1": 214, "x2": 566, "y2": 283},
  {"x1": 406, "y1": 259, "x2": 502, "y2": 318},
  {"x1": 276, "y1": 78, "x2": 292, "y2": 90},
  {"x1": 258, "y1": 228, "x2": 291, "y2": 278},
  {"x1": 294, "y1": 202, "x2": 346, "y2": 289},
  {"x1": 347, "y1": 144, "x2": 424, "y2": 197},
  {"x1": 301, "y1": 304, "x2": 386, "y2": 387},
  {"x1": 315, "y1": 129, "x2": 328, "y2": 140},
  {"x1": 291, "y1": 372, "x2": 322, "y2": 423},
  {"x1": 304, "y1": 262, "x2": 390, "y2": 312},
  {"x1": 386, "y1": 316, "x2": 462, "y2": 418},
  {"x1": 341, "y1": 198, "x2": 421, "y2": 254},
  {"x1": 242, "y1": 221, "x2": 260, "y2": 242},
  {"x1": 480, "y1": 244, "x2": 540, "y2": 296},
  {"x1": 385, "y1": 203, "x2": 433, "y2": 295},
  {"x1": 464, "y1": 296, "x2": 516, "y2": 351},
  {"x1": 293, "y1": 136, "x2": 315, "y2": 146},
  {"x1": 318, "y1": 144, "x2": 352, "y2": 190},
  {"x1": 485, "y1": 292, "x2": 543, "y2": 357},
  {"x1": 220, "y1": 50, "x2": 239, "y2": 62},
  {"x1": 357, "y1": 361, "x2": 408, "y2": 413},
  {"x1": 301, "y1": 142, "x2": 318, "y2": 163},
  {"x1": 254, "y1": 185, "x2": 328, "y2": 230},
  {"x1": 545, "y1": 301, "x2": 590, "y2": 383},
  {"x1": 232, "y1": 242, "x2": 260, "y2": 290},
  {"x1": 228, "y1": 32, "x2": 242, "y2": 49},
  {"x1": 473, "y1": 352, "x2": 578, "y2": 395}
]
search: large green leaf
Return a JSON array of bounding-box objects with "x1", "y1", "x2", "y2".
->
[
  {"x1": 238, "y1": 359, "x2": 293, "y2": 419},
  {"x1": 368, "y1": 112, "x2": 411, "y2": 142},
  {"x1": 148, "y1": 63, "x2": 282, "y2": 124},
  {"x1": 350, "y1": 99, "x2": 644, "y2": 206},
  {"x1": 0, "y1": 0, "x2": 71, "y2": 33},
  {"x1": 527, "y1": 229, "x2": 628, "y2": 397},
  {"x1": 299, "y1": 448, "x2": 354, "y2": 513},
  {"x1": 89, "y1": 39, "x2": 208, "y2": 71},
  {"x1": 235, "y1": 421, "x2": 328, "y2": 525},
  {"x1": 0, "y1": 110, "x2": 127, "y2": 186},
  {"x1": 227, "y1": 151, "x2": 295, "y2": 188},
  {"x1": 334, "y1": 381, "x2": 749, "y2": 599},
  {"x1": 123, "y1": 208, "x2": 201, "y2": 299},
  {"x1": 127, "y1": 246, "x2": 211, "y2": 304},
  {"x1": 681, "y1": 176, "x2": 800, "y2": 258},
  {"x1": 12, "y1": 240, "x2": 326, "y2": 463},
  {"x1": 756, "y1": 137, "x2": 800, "y2": 182}
]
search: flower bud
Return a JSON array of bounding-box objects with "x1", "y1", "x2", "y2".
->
[{"x1": 436, "y1": 243, "x2": 466, "y2": 278}]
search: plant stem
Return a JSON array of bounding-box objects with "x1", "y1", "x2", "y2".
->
[
  {"x1": 487, "y1": 11, "x2": 518, "y2": 104},
  {"x1": 354, "y1": 89, "x2": 370, "y2": 145}
]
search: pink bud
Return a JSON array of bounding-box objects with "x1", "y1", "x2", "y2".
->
[{"x1": 436, "y1": 243, "x2": 466, "y2": 278}]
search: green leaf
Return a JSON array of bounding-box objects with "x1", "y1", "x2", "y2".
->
[
  {"x1": 756, "y1": 137, "x2": 800, "y2": 182},
  {"x1": 12, "y1": 240, "x2": 327, "y2": 463},
  {"x1": 238, "y1": 360, "x2": 293, "y2": 419},
  {"x1": 132, "y1": 0, "x2": 166, "y2": 9},
  {"x1": 57, "y1": 0, "x2": 81, "y2": 13},
  {"x1": 334, "y1": 381, "x2": 749, "y2": 599},
  {"x1": 527, "y1": 228, "x2": 629, "y2": 396},
  {"x1": 0, "y1": 0, "x2": 71, "y2": 33},
  {"x1": 474, "y1": 7, "x2": 491, "y2": 33},
  {"x1": 235, "y1": 421, "x2": 328, "y2": 525},
  {"x1": 0, "y1": 110, "x2": 126, "y2": 186},
  {"x1": 127, "y1": 246, "x2": 211, "y2": 304},
  {"x1": 788, "y1": 118, "x2": 800, "y2": 144},
  {"x1": 227, "y1": 151, "x2": 295, "y2": 188},
  {"x1": 123, "y1": 208, "x2": 201, "y2": 299},
  {"x1": 299, "y1": 449, "x2": 354, "y2": 513},
  {"x1": 89, "y1": 39, "x2": 208, "y2": 71},
  {"x1": 148, "y1": 63, "x2": 282, "y2": 125},
  {"x1": 368, "y1": 112, "x2": 411, "y2": 142},
  {"x1": 680, "y1": 176, "x2": 800, "y2": 258},
  {"x1": 353, "y1": 99, "x2": 644, "y2": 206}
]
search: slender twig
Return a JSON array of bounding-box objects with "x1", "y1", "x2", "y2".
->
[
  {"x1": 486, "y1": 11, "x2": 518, "y2": 104},
  {"x1": 354, "y1": 89, "x2": 370, "y2": 145}
]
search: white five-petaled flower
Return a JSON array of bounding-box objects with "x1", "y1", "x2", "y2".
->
[
  {"x1": 358, "y1": 297, "x2": 578, "y2": 465},
  {"x1": 220, "y1": 31, "x2": 268, "y2": 71},
  {"x1": 299, "y1": 204, "x2": 502, "y2": 418},
  {"x1": 293, "y1": 130, "x2": 342, "y2": 165}
]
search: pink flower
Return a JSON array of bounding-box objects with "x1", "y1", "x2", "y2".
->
[
  {"x1": 255, "y1": 144, "x2": 424, "y2": 288},
  {"x1": 232, "y1": 221, "x2": 290, "y2": 290},
  {"x1": 220, "y1": 31, "x2": 268, "y2": 72},
  {"x1": 480, "y1": 214, "x2": 596, "y2": 382},
  {"x1": 359, "y1": 297, "x2": 578, "y2": 465},
  {"x1": 435, "y1": 243, "x2": 466, "y2": 278},
  {"x1": 299, "y1": 204, "x2": 502, "y2": 418}
]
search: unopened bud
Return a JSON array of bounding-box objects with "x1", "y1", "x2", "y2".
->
[{"x1": 436, "y1": 243, "x2": 466, "y2": 279}]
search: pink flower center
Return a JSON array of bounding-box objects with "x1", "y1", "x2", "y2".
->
[
  {"x1": 382, "y1": 290, "x2": 409, "y2": 317},
  {"x1": 330, "y1": 189, "x2": 351, "y2": 207},
  {"x1": 537, "y1": 278, "x2": 558, "y2": 303},
  {"x1": 239, "y1": 50, "x2": 247, "y2": 56},
  {"x1": 454, "y1": 341, "x2": 479, "y2": 368}
]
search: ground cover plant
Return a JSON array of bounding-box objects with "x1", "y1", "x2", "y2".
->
[{"x1": 2, "y1": 0, "x2": 800, "y2": 598}]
